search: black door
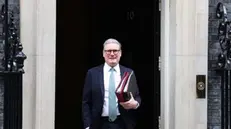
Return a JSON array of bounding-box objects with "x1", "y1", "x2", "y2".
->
[{"x1": 55, "y1": 0, "x2": 160, "y2": 128}]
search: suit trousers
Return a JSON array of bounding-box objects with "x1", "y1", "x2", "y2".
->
[{"x1": 99, "y1": 116, "x2": 126, "y2": 129}]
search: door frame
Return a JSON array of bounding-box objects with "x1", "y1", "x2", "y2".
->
[
  {"x1": 21, "y1": 0, "x2": 171, "y2": 128},
  {"x1": 160, "y1": 0, "x2": 170, "y2": 128}
]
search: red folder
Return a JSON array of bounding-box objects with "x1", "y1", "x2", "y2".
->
[{"x1": 115, "y1": 71, "x2": 134, "y2": 102}]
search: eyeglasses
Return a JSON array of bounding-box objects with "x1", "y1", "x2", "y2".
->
[{"x1": 104, "y1": 49, "x2": 120, "y2": 54}]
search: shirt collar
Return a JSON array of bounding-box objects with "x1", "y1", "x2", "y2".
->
[{"x1": 104, "y1": 63, "x2": 120, "y2": 72}]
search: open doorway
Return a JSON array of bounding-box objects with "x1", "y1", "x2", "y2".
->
[{"x1": 55, "y1": 0, "x2": 160, "y2": 128}]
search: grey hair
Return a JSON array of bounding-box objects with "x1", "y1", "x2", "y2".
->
[{"x1": 103, "y1": 38, "x2": 122, "y2": 50}]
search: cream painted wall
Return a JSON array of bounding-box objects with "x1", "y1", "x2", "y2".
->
[
  {"x1": 160, "y1": 0, "x2": 208, "y2": 128},
  {"x1": 21, "y1": 0, "x2": 56, "y2": 128}
]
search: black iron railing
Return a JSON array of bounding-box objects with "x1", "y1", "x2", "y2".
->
[
  {"x1": 215, "y1": 2, "x2": 231, "y2": 129},
  {"x1": 0, "y1": 1, "x2": 26, "y2": 129}
]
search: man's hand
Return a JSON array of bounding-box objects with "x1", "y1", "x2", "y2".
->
[{"x1": 120, "y1": 92, "x2": 139, "y2": 109}]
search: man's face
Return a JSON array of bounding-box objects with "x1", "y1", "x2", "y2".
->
[{"x1": 103, "y1": 43, "x2": 121, "y2": 67}]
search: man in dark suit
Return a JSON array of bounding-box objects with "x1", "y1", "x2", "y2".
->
[{"x1": 82, "y1": 38, "x2": 141, "y2": 129}]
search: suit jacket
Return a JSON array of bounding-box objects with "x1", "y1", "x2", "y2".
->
[{"x1": 82, "y1": 64, "x2": 141, "y2": 129}]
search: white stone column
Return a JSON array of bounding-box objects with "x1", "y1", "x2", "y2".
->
[
  {"x1": 161, "y1": 0, "x2": 208, "y2": 128},
  {"x1": 21, "y1": 0, "x2": 56, "y2": 128},
  {"x1": 160, "y1": 0, "x2": 171, "y2": 128},
  {"x1": 21, "y1": 0, "x2": 37, "y2": 128}
]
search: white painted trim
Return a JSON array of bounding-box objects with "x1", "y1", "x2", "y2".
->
[
  {"x1": 21, "y1": 0, "x2": 56, "y2": 128},
  {"x1": 160, "y1": 0, "x2": 209, "y2": 128},
  {"x1": 160, "y1": 0, "x2": 170, "y2": 128},
  {"x1": 34, "y1": 0, "x2": 56, "y2": 128}
]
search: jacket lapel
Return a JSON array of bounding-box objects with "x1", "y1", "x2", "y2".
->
[
  {"x1": 98, "y1": 65, "x2": 104, "y2": 97},
  {"x1": 120, "y1": 65, "x2": 126, "y2": 77}
]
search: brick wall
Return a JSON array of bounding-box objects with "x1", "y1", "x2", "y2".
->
[
  {"x1": 0, "y1": 0, "x2": 19, "y2": 128},
  {"x1": 208, "y1": 0, "x2": 231, "y2": 128}
]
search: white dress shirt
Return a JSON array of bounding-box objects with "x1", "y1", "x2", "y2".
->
[{"x1": 101, "y1": 63, "x2": 121, "y2": 116}]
